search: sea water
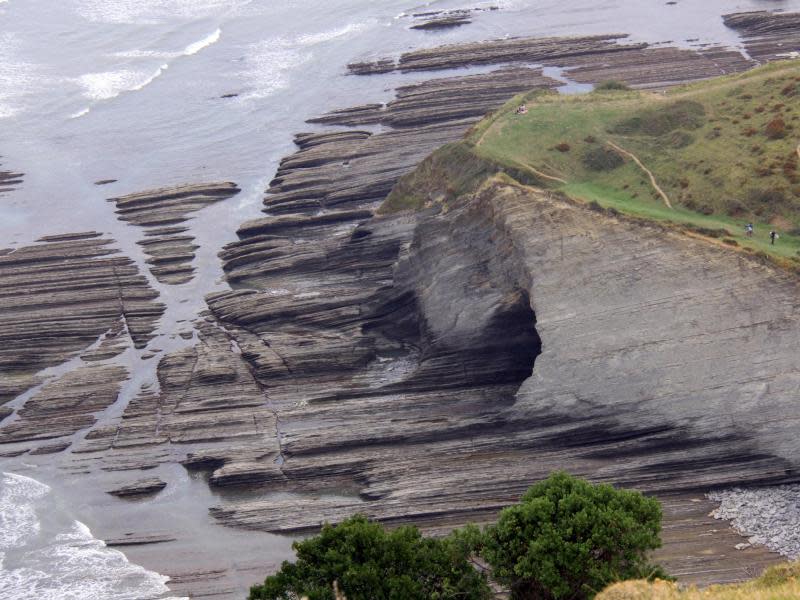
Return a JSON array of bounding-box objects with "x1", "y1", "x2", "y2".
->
[
  {"x1": 1, "y1": 0, "x2": 800, "y2": 597},
  {"x1": 0, "y1": 473, "x2": 186, "y2": 600}
]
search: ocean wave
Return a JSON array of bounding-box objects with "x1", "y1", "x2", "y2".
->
[
  {"x1": 0, "y1": 473, "x2": 50, "y2": 550},
  {"x1": 0, "y1": 473, "x2": 188, "y2": 600},
  {"x1": 240, "y1": 38, "x2": 312, "y2": 100},
  {"x1": 113, "y1": 28, "x2": 221, "y2": 58},
  {"x1": 0, "y1": 32, "x2": 37, "y2": 119},
  {"x1": 183, "y1": 27, "x2": 221, "y2": 56},
  {"x1": 295, "y1": 22, "x2": 372, "y2": 47},
  {"x1": 74, "y1": 0, "x2": 249, "y2": 24},
  {"x1": 76, "y1": 64, "x2": 168, "y2": 101},
  {"x1": 240, "y1": 22, "x2": 371, "y2": 100}
]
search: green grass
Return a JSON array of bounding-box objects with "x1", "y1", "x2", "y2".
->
[
  {"x1": 565, "y1": 181, "x2": 800, "y2": 260},
  {"x1": 467, "y1": 61, "x2": 800, "y2": 268},
  {"x1": 598, "y1": 561, "x2": 800, "y2": 600}
]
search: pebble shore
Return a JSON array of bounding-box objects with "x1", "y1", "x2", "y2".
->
[{"x1": 709, "y1": 485, "x2": 800, "y2": 560}]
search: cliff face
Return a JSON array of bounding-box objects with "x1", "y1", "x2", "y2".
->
[
  {"x1": 208, "y1": 180, "x2": 799, "y2": 536},
  {"x1": 4, "y1": 18, "x2": 800, "y2": 596}
]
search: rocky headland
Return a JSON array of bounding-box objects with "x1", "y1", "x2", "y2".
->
[{"x1": 2, "y1": 10, "x2": 800, "y2": 599}]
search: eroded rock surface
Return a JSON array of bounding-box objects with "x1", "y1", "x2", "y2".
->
[
  {"x1": 108, "y1": 477, "x2": 168, "y2": 498},
  {"x1": 724, "y1": 11, "x2": 800, "y2": 62},
  {"x1": 208, "y1": 182, "x2": 800, "y2": 552},
  {"x1": 309, "y1": 67, "x2": 560, "y2": 128},
  {"x1": 0, "y1": 158, "x2": 23, "y2": 195},
  {"x1": 0, "y1": 232, "x2": 164, "y2": 405},
  {"x1": 348, "y1": 34, "x2": 752, "y2": 86},
  {"x1": 108, "y1": 182, "x2": 240, "y2": 285},
  {"x1": 0, "y1": 363, "x2": 130, "y2": 456}
]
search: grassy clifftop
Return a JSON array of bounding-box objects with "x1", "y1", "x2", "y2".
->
[
  {"x1": 598, "y1": 562, "x2": 800, "y2": 600},
  {"x1": 382, "y1": 61, "x2": 800, "y2": 269}
]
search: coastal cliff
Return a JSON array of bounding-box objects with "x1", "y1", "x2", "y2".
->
[{"x1": 2, "y1": 11, "x2": 800, "y2": 597}]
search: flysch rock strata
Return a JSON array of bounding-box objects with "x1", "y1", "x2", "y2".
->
[
  {"x1": 0, "y1": 364, "x2": 129, "y2": 453},
  {"x1": 0, "y1": 232, "x2": 164, "y2": 406},
  {"x1": 348, "y1": 34, "x2": 635, "y2": 74},
  {"x1": 407, "y1": 6, "x2": 499, "y2": 32},
  {"x1": 348, "y1": 34, "x2": 753, "y2": 88},
  {"x1": 35, "y1": 28, "x2": 800, "y2": 597},
  {"x1": 724, "y1": 11, "x2": 800, "y2": 63},
  {"x1": 309, "y1": 67, "x2": 561, "y2": 128},
  {"x1": 107, "y1": 477, "x2": 168, "y2": 498},
  {"x1": 108, "y1": 182, "x2": 240, "y2": 285},
  {"x1": 69, "y1": 319, "x2": 281, "y2": 484},
  {"x1": 207, "y1": 181, "x2": 799, "y2": 584},
  {"x1": 0, "y1": 157, "x2": 23, "y2": 195}
]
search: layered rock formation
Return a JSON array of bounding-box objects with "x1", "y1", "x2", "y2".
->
[
  {"x1": 348, "y1": 34, "x2": 752, "y2": 87},
  {"x1": 0, "y1": 232, "x2": 164, "y2": 408},
  {"x1": 309, "y1": 67, "x2": 560, "y2": 128},
  {"x1": 107, "y1": 477, "x2": 167, "y2": 498},
  {"x1": 6, "y1": 18, "x2": 800, "y2": 598},
  {"x1": 0, "y1": 158, "x2": 23, "y2": 195},
  {"x1": 0, "y1": 364, "x2": 129, "y2": 449},
  {"x1": 724, "y1": 11, "x2": 800, "y2": 62},
  {"x1": 108, "y1": 182, "x2": 240, "y2": 285}
]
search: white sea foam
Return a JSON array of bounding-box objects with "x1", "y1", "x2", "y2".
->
[
  {"x1": 241, "y1": 22, "x2": 371, "y2": 100},
  {"x1": 0, "y1": 473, "x2": 187, "y2": 600},
  {"x1": 295, "y1": 22, "x2": 371, "y2": 47},
  {"x1": 0, "y1": 474, "x2": 50, "y2": 549},
  {"x1": 240, "y1": 38, "x2": 312, "y2": 99},
  {"x1": 0, "y1": 32, "x2": 37, "y2": 119},
  {"x1": 76, "y1": 64, "x2": 167, "y2": 101},
  {"x1": 69, "y1": 107, "x2": 91, "y2": 119},
  {"x1": 183, "y1": 28, "x2": 221, "y2": 56},
  {"x1": 74, "y1": 0, "x2": 248, "y2": 24}
]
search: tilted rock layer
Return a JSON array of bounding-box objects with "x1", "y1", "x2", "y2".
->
[{"x1": 108, "y1": 182, "x2": 240, "y2": 285}]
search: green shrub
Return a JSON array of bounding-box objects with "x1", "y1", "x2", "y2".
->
[
  {"x1": 482, "y1": 472, "x2": 666, "y2": 600},
  {"x1": 248, "y1": 515, "x2": 492, "y2": 600},
  {"x1": 765, "y1": 117, "x2": 786, "y2": 139},
  {"x1": 664, "y1": 131, "x2": 694, "y2": 149},
  {"x1": 746, "y1": 187, "x2": 787, "y2": 206},
  {"x1": 611, "y1": 100, "x2": 705, "y2": 136},
  {"x1": 594, "y1": 80, "x2": 630, "y2": 91},
  {"x1": 582, "y1": 146, "x2": 624, "y2": 171}
]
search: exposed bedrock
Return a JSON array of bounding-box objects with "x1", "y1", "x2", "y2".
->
[
  {"x1": 0, "y1": 157, "x2": 23, "y2": 195},
  {"x1": 208, "y1": 182, "x2": 799, "y2": 542},
  {"x1": 0, "y1": 232, "x2": 164, "y2": 406},
  {"x1": 724, "y1": 11, "x2": 800, "y2": 62},
  {"x1": 309, "y1": 67, "x2": 560, "y2": 128},
  {"x1": 108, "y1": 182, "x2": 240, "y2": 285},
  {"x1": 348, "y1": 34, "x2": 752, "y2": 86}
]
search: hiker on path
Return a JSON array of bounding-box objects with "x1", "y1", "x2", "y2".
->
[
  {"x1": 770, "y1": 230, "x2": 779, "y2": 245},
  {"x1": 745, "y1": 223, "x2": 754, "y2": 237}
]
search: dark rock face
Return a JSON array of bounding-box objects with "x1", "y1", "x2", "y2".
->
[
  {"x1": 406, "y1": 6, "x2": 498, "y2": 31},
  {"x1": 310, "y1": 67, "x2": 560, "y2": 128},
  {"x1": 0, "y1": 364, "x2": 129, "y2": 451},
  {"x1": 348, "y1": 34, "x2": 752, "y2": 88},
  {"x1": 108, "y1": 182, "x2": 240, "y2": 285},
  {"x1": 0, "y1": 233, "x2": 164, "y2": 406},
  {"x1": 107, "y1": 477, "x2": 167, "y2": 497},
  {"x1": 724, "y1": 11, "x2": 800, "y2": 62},
  {"x1": 208, "y1": 183, "x2": 800, "y2": 542},
  {"x1": 410, "y1": 16, "x2": 471, "y2": 31},
  {"x1": 0, "y1": 159, "x2": 23, "y2": 195},
  {"x1": 6, "y1": 24, "x2": 800, "y2": 598}
]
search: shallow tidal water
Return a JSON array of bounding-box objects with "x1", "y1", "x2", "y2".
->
[{"x1": 2, "y1": 0, "x2": 800, "y2": 598}]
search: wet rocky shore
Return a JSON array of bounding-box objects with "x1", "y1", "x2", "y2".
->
[{"x1": 2, "y1": 9, "x2": 800, "y2": 599}]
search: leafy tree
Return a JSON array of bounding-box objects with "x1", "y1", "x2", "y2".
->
[
  {"x1": 482, "y1": 472, "x2": 666, "y2": 600},
  {"x1": 248, "y1": 515, "x2": 492, "y2": 600}
]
